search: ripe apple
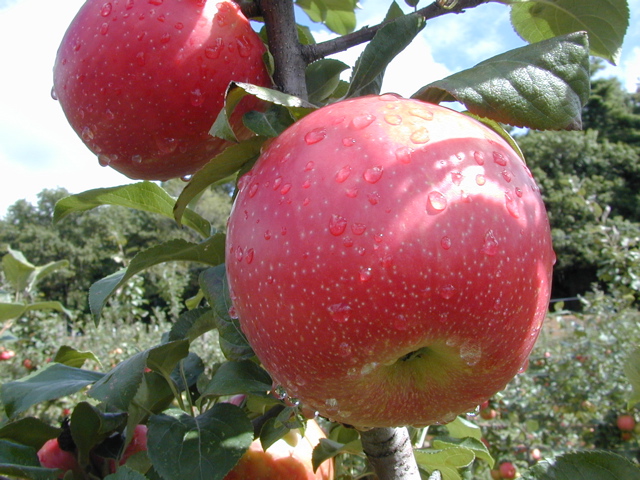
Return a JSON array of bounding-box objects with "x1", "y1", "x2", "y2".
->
[
  {"x1": 0, "y1": 349, "x2": 15, "y2": 361},
  {"x1": 53, "y1": 0, "x2": 271, "y2": 181},
  {"x1": 110, "y1": 424, "x2": 148, "y2": 471},
  {"x1": 617, "y1": 414, "x2": 636, "y2": 432},
  {"x1": 499, "y1": 461, "x2": 517, "y2": 479},
  {"x1": 480, "y1": 407, "x2": 497, "y2": 420},
  {"x1": 225, "y1": 419, "x2": 333, "y2": 480},
  {"x1": 226, "y1": 95, "x2": 554, "y2": 428},
  {"x1": 37, "y1": 438, "x2": 80, "y2": 478}
]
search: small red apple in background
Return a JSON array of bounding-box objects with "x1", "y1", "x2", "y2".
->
[
  {"x1": 0, "y1": 349, "x2": 15, "y2": 361},
  {"x1": 37, "y1": 438, "x2": 80, "y2": 478},
  {"x1": 499, "y1": 461, "x2": 517, "y2": 479},
  {"x1": 226, "y1": 95, "x2": 554, "y2": 428},
  {"x1": 531, "y1": 447, "x2": 542, "y2": 461},
  {"x1": 617, "y1": 414, "x2": 636, "y2": 432},
  {"x1": 53, "y1": 0, "x2": 271, "y2": 181},
  {"x1": 224, "y1": 419, "x2": 333, "y2": 480},
  {"x1": 480, "y1": 407, "x2": 497, "y2": 420},
  {"x1": 114, "y1": 424, "x2": 148, "y2": 469},
  {"x1": 22, "y1": 358, "x2": 35, "y2": 370}
]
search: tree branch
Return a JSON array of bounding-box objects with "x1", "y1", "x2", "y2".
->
[
  {"x1": 256, "y1": 0, "x2": 309, "y2": 100},
  {"x1": 360, "y1": 427, "x2": 421, "y2": 480},
  {"x1": 302, "y1": 0, "x2": 492, "y2": 63}
]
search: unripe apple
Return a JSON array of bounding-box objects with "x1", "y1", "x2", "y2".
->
[
  {"x1": 617, "y1": 414, "x2": 636, "y2": 432},
  {"x1": 480, "y1": 407, "x2": 497, "y2": 420},
  {"x1": 224, "y1": 419, "x2": 333, "y2": 480},
  {"x1": 37, "y1": 438, "x2": 80, "y2": 478},
  {"x1": 53, "y1": 0, "x2": 271, "y2": 180},
  {"x1": 227, "y1": 95, "x2": 554, "y2": 428},
  {"x1": 499, "y1": 461, "x2": 517, "y2": 479}
]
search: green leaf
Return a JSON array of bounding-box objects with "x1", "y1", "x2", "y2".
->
[
  {"x1": 522, "y1": 450, "x2": 640, "y2": 480},
  {"x1": 0, "y1": 418, "x2": 61, "y2": 450},
  {"x1": 23, "y1": 301, "x2": 72, "y2": 318},
  {"x1": 200, "y1": 360, "x2": 272, "y2": 397},
  {"x1": 510, "y1": 0, "x2": 629, "y2": 65},
  {"x1": 53, "y1": 182, "x2": 211, "y2": 238},
  {"x1": 173, "y1": 137, "x2": 265, "y2": 226},
  {"x1": 432, "y1": 436, "x2": 494, "y2": 468},
  {"x1": 70, "y1": 402, "x2": 127, "y2": 466},
  {"x1": 624, "y1": 347, "x2": 640, "y2": 408},
  {"x1": 413, "y1": 32, "x2": 590, "y2": 130},
  {"x1": 347, "y1": 12, "x2": 425, "y2": 98},
  {"x1": 0, "y1": 363, "x2": 104, "y2": 418},
  {"x1": 414, "y1": 447, "x2": 476, "y2": 480},
  {"x1": 0, "y1": 439, "x2": 59, "y2": 480},
  {"x1": 445, "y1": 416, "x2": 482, "y2": 441},
  {"x1": 104, "y1": 465, "x2": 149, "y2": 480},
  {"x1": 312, "y1": 437, "x2": 363, "y2": 473},
  {"x1": 147, "y1": 404, "x2": 254, "y2": 480},
  {"x1": 306, "y1": 59, "x2": 350, "y2": 105},
  {"x1": 244, "y1": 107, "x2": 295, "y2": 137},
  {"x1": 2, "y1": 248, "x2": 35, "y2": 293},
  {"x1": 200, "y1": 266, "x2": 254, "y2": 361},
  {"x1": 0, "y1": 303, "x2": 27, "y2": 322},
  {"x1": 168, "y1": 307, "x2": 218, "y2": 343},
  {"x1": 28, "y1": 260, "x2": 70, "y2": 293},
  {"x1": 53, "y1": 345, "x2": 102, "y2": 369},
  {"x1": 146, "y1": 340, "x2": 190, "y2": 379},
  {"x1": 295, "y1": 0, "x2": 358, "y2": 34},
  {"x1": 88, "y1": 350, "x2": 147, "y2": 411},
  {"x1": 89, "y1": 235, "x2": 225, "y2": 323}
]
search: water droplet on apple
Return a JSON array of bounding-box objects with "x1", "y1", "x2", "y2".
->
[
  {"x1": 460, "y1": 343, "x2": 482, "y2": 366},
  {"x1": 81, "y1": 126, "x2": 95, "y2": 141},
  {"x1": 174, "y1": 22, "x2": 184, "y2": 30},
  {"x1": 363, "y1": 166, "x2": 384, "y2": 184},
  {"x1": 148, "y1": 0, "x2": 163, "y2": 4},
  {"x1": 476, "y1": 174, "x2": 486, "y2": 186},
  {"x1": 345, "y1": 188, "x2": 358, "y2": 198},
  {"x1": 160, "y1": 32, "x2": 172, "y2": 44},
  {"x1": 410, "y1": 127, "x2": 430, "y2": 144},
  {"x1": 467, "y1": 405, "x2": 480, "y2": 417},
  {"x1": 304, "y1": 127, "x2": 326, "y2": 145},
  {"x1": 395, "y1": 146, "x2": 413, "y2": 164},
  {"x1": 367, "y1": 192, "x2": 380, "y2": 205},
  {"x1": 50, "y1": 86, "x2": 58, "y2": 101},
  {"x1": 237, "y1": 35, "x2": 252, "y2": 57},
  {"x1": 100, "y1": 22, "x2": 109, "y2": 35},
  {"x1": 155, "y1": 136, "x2": 177, "y2": 154},
  {"x1": 343, "y1": 236, "x2": 354, "y2": 247},
  {"x1": 205, "y1": 39, "x2": 224, "y2": 59},
  {"x1": 97, "y1": 154, "x2": 111, "y2": 167},
  {"x1": 393, "y1": 314, "x2": 408, "y2": 330},
  {"x1": 304, "y1": 160, "x2": 315, "y2": 171},
  {"x1": 501, "y1": 169, "x2": 512, "y2": 182},
  {"x1": 273, "y1": 385, "x2": 287, "y2": 400},
  {"x1": 518, "y1": 357, "x2": 530, "y2": 374},
  {"x1": 481, "y1": 230, "x2": 499, "y2": 255},
  {"x1": 329, "y1": 214, "x2": 347, "y2": 236},
  {"x1": 325, "y1": 398, "x2": 339, "y2": 412},
  {"x1": 335, "y1": 165, "x2": 351, "y2": 183},
  {"x1": 126, "y1": 0, "x2": 135, "y2": 9},
  {"x1": 338, "y1": 342, "x2": 352, "y2": 357},
  {"x1": 228, "y1": 305, "x2": 238, "y2": 319},
  {"x1": 360, "y1": 362, "x2": 378, "y2": 375},
  {"x1": 409, "y1": 108, "x2": 434, "y2": 121},
  {"x1": 493, "y1": 151, "x2": 508, "y2": 166},
  {"x1": 505, "y1": 192, "x2": 520, "y2": 218},
  {"x1": 359, "y1": 267, "x2": 372, "y2": 282},
  {"x1": 100, "y1": 2, "x2": 113, "y2": 16},
  {"x1": 438, "y1": 284, "x2": 456, "y2": 299},
  {"x1": 427, "y1": 191, "x2": 447, "y2": 212},
  {"x1": 384, "y1": 114, "x2": 402, "y2": 125},
  {"x1": 451, "y1": 171, "x2": 463, "y2": 185},
  {"x1": 244, "y1": 248, "x2": 254, "y2": 264},
  {"x1": 473, "y1": 151, "x2": 485, "y2": 165},
  {"x1": 351, "y1": 113, "x2": 376, "y2": 130},
  {"x1": 342, "y1": 137, "x2": 356, "y2": 147},
  {"x1": 515, "y1": 187, "x2": 523, "y2": 197},
  {"x1": 280, "y1": 183, "x2": 292, "y2": 195},
  {"x1": 351, "y1": 223, "x2": 366, "y2": 235},
  {"x1": 328, "y1": 303, "x2": 351, "y2": 323},
  {"x1": 190, "y1": 88, "x2": 205, "y2": 107},
  {"x1": 135, "y1": 51, "x2": 146, "y2": 66}
]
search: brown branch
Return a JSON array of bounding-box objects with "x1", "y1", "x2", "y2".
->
[
  {"x1": 257, "y1": 0, "x2": 309, "y2": 99},
  {"x1": 360, "y1": 427, "x2": 421, "y2": 480},
  {"x1": 302, "y1": 0, "x2": 492, "y2": 63},
  {"x1": 234, "y1": 0, "x2": 261, "y2": 19}
]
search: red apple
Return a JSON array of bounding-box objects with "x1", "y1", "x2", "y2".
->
[
  {"x1": 226, "y1": 95, "x2": 554, "y2": 428},
  {"x1": 617, "y1": 414, "x2": 636, "y2": 432},
  {"x1": 480, "y1": 407, "x2": 497, "y2": 420},
  {"x1": 0, "y1": 349, "x2": 15, "y2": 361},
  {"x1": 53, "y1": 0, "x2": 271, "y2": 181},
  {"x1": 224, "y1": 419, "x2": 333, "y2": 480},
  {"x1": 499, "y1": 461, "x2": 517, "y2": 479},
  {"x1": 37, "y1": 438, "x2": 80, "y2": 478}
]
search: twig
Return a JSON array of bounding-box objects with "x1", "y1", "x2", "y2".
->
[{"x1": 360, "y1": 427, "x2": 421, "y2": 480}]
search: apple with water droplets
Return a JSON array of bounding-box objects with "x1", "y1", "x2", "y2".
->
[
  {"x1": 226, "y1": 95, "x2": 554, "y2": 428},
  {"x1": 53, "y1": 0, "x2": 271, "y2": 181}
]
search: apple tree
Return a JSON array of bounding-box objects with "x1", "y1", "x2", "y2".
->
[{"x1": 0, "y1": 0, "x2": 636, "y2": 479}]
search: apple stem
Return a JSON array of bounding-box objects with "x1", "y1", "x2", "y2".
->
[{"x1": 359, "y1": 427, "x2": 421, "y2": 480}]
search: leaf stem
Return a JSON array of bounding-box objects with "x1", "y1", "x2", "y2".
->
[{"x1": 360, "y1": 427, "x2": 421, "y2": 480}]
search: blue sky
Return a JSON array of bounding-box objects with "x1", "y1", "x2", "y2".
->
[{"x1": 0, "y1": 0, "x2": 638, "y2": 216}]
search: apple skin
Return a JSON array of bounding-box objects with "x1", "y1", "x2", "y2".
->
[
  {"x1": 226, "y1": 95, "x2": 554, "y2": 428},
  {"x1": 617, "y1": 414, "x2": 636, "y2": 432},
  {"x1": 53, "y1": 0, "x2": 271, "y2": 181},
  {"x1": 37, "y1": 438, "x2": 80, "y2": 478},
  {"x1": 224, "y1": 420, "x2": 333, "y2": 480},
  {"x1": 499, "y1": 461, "x2": 517, "y2": 479}
]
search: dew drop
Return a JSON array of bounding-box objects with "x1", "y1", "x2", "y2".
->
[
  {"x1": 518, "y1": 357, "x2": 530, "y2": 374},
  {"x1": 451, "y1": 171, "x2": 463, "y2": 185},
  {"x1": 248, "y1": 183, "x2": 259, "y2": 198},
  {"x1": 155, "y1": 137, "x2": 177, "y2": 154},
  {"x1": 368, "y1": 192, "x2": 380, "y2": 205},
  {"x1": 304, "y1": 127, "x2": 326, "y2": 145},
  {"x1": 379, "y1": 93, "x2": 400, "y2": 102},
  {"x1": 174, "y1": 22, "x2": 184, "y2": 30},
  {"x1": 482, "y1": 230, "x2": 499, "y2": 256},
  {"x1": 148, "y1": 0, "x2": 163, "y2": 4},
  {"x1": 467, "y1": 405, "x2": 480, "y2": 417},
  {"x1": 493, "y1": 151, "x2": 508, "y2": 166},
  {"x1": 384, "y1": 114, "x2": 402, "y2": 125},
  {"x1": 475, "y1": 174, "x2": 486, "y2": 186},
  {"x1": 351, "y1": 114, "x2": 376, "y2": 130},
  {"x1": 304, "y1": 160, "x2": 315, "y2": 171},
  {"x1": 105, "y1": 109, "x2": 115, "y2": 120},
  {"x1": 345, "y1": 188, "x2": 358, "y2": 198},
  {"x1": 342, "y1": 137, "x2": 356, "y2": 147},
  {"x1": 100, "y1": 2, "x2": 113, "y2": 16},
  {"x1": 263, "y1": 230, "x2": 271, "y2": 240},
  {"x1": 335, "y1": 166, "x2": 351, "y2": 183},
  {"x1": 515, "y1": 187, "x2": 523, "y2": 198},
  {"x1": 325, "y1": 398, "x2": 339, "y2": 410},
  {"x1": 190, "y1": 88, "x2": 204, "y2": 106},
  {"x1": 328, "y1": 303, "x2": 351, "y2": 323},
  {"x1": 410, "y1": 127, "x2": 430, "y2": 144},
  {"x1": 205, "y1": 39, "x2": 224, "y2": 59},
  {"x1": 351, "y1": 223, "x2": 366, "y2": 235},
  {"x1": 343, "y1": 236, "x2": 354, "y2": 247},
  {"x1": 338, "y1": 342, "x2": 352, "y2": 357},
  {"x1": 505, "y1": 191, "x2": 520, "y2": 218},
  {"x1": 97, "y1": 154, "x2": 111, "y2": 167},
  {"x1": 363, "y1": 166, "x2": 383, "y2": 184},
  {"x1": 409, "y1": 108, "x2": 434, "y2": 121},
  {"x1": 329, "y1": 214, "x2": 347, "y2": 236},
  {"x1": 393, "y1": 314, "x2": 408, "y2": 330},
  {"x1": 135, "y1": 51, "x2": 146, "y2": 66},
  {"x1": 228, "y1": 305, "x2": 238, "y2": 319},
  {"x1": 81, "y1": 126, "x2": 95, "y2": 141},
  {"x1": 460, "y1": 343, "x2": 482, "y2": 366},
  {"x1": 280, "y1": 183, "x2": 292, "y2": 195},
  {"x1": 160, "y1": 32, "x2": 171, "y2": 44},
  {"x1": 245, "y1": 248, "x2": 254, "y2": 264},
  {"x1": 438, "y1": 284, "x2": 456, "y2": 299},
  {"x1": 359, "y1": 267, "x2": 372, "y2": 282},
  {"x1": 50, "y1": 86, "x2": 58, "y2": 101},
  {"x1": 473, "y1": 151, "x2": 485, "y2": 165},
  {"x1": 234, "y1": 246, "x2": 244, "y2": 262},
  {"x1": 361, "y1": 362, "x2": 378, "y2": 375},
  {"x1": 273, "y1": 385, "x2": 287, "y2": 400},
  {"x1": 427, "y1": 191, "x2": 447, "y2": 212},
  {"x1": 302, "y1": 180, "x2": 311, "y2": 189},
  {"x1": 180, "y1": 174, "x2": 192, "y2": 182},
  {"x1": 440, "y1": 236, "x2": 452, "y2": 250},
  {"x1": 126, "y1": 0, "x2": 135, "y2": 9},
  {"x1": 395, "y1": 147, "x2": 413, "y2": 164},
  {"x1": 100, "y1": 22, "x2": 109, "y2": 35},
  {"x1": 237, "y1": 35, "x2": 252, "y2": 57}
]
